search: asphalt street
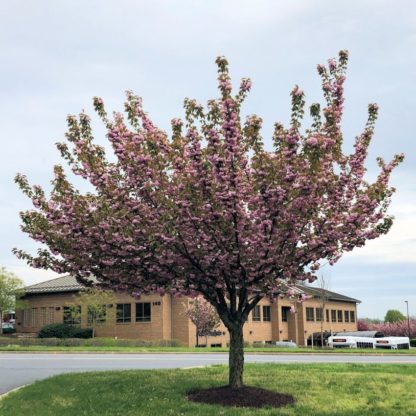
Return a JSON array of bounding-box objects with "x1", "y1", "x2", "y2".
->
[{"x1": 1, "y1": 352, "x2": 416, "y2": 394}]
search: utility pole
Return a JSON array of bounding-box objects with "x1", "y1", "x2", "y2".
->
[{"x1": 405, "y1": 301, "x2": 410, "y2": 339}]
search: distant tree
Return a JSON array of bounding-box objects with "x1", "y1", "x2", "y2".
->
[
  {"x1": 378, "y1": 320, "x2": 416, "y2": 338},
  {"x1": 317, "y1": 274, "x2": 330, "y2": 347},
  {"x1": 360, "y1": 317, "x2": 383, "y2": 325},
  {"x1": 364, "y1": 319, "x2": 416, "y2": 338},
  {"x1": 384, "y1": 309, "x2": 406, "y2": 323},
  {"x1": 0, "y1": 268, "x2": 24, "y2": 334},
  {"x1": 357, "y1": 319, "x2": 370, "y2": 331},
  {"x1": 14, "y1": 50, "x2": 404, "y2": 388},
  {"x1": 186, "y1": 297, "x2": 221, "y2": 347},
  {"x1": 68, "y1": 288, "x2": 116, "y2": 338}
]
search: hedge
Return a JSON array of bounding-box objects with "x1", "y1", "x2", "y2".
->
[
  {"x1": 37, "y1": 323, "x2": 93, "y2": 339},
  {"x1": 0, "y1": 336, "x2": 183, "y2": 347}
]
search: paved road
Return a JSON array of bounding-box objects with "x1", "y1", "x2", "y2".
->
[{"x1": 1, "y1": 352, "x2": 415, "y2": 394}]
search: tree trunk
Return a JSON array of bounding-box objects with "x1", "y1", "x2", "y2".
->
[
  {"x1": 0, "y1": 311, "x2": 3, "y2": 335},
  {"x1": 229, "y1": 324, "x2": 244, "y2": 388}
]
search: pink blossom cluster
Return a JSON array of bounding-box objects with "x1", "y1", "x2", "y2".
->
[{"x1": 358, "y1": 319, "x2": 416, "y2": 338}]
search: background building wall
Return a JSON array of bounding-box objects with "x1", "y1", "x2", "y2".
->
[{"x1": 16, "y1": 291, "x2": 358, "y2": 346}]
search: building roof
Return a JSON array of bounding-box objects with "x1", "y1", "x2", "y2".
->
[
  {"x1": 23, "y1": 275, "x2": 96, "y2": 294},
  {"x1": 24, "y1": 275, "x2": 360, "y2": 303},
  {"x1": 296, "y1": 284, "x2": 361, "y2": 304},
  {"x1": 335, "y1": 331, "x2": 383, "y2": 338}
]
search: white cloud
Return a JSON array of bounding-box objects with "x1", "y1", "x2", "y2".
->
[{"x1": 342, "y1": 172, "x2": 416, "y2": 264}]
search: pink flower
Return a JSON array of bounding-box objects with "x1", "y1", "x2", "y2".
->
[
  {"x1": 293, "y1": 86, "x2": 304, "y2": 97},
  {"x1": 240, "y1": 78, "x2": 252, "y2": 93},
  {"x1": 306, "y1": 136, "x2": 318, "y2": 146}
]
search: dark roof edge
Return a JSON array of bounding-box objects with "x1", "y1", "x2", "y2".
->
[
  {"x1": 296, "y1": 285, "x2": 361, "y2": 304},
  {"x1": 23, "y1": 287, "x2": 83, "y2": 295}
]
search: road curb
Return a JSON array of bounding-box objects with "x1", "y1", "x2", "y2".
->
[
  {"x1": 0, "y1": 350, "x2": 415, "y2": 356},
  {"x1": 0, "y1": 384, "x2": 28, "y2": 401}
]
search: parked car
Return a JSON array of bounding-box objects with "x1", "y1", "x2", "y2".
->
[
  {"x1": 307, "y1": 331, "x2": 332, "y2": 347},
  {"x1": 1, "y1": 322, "x2": 16, "y2": 334}
]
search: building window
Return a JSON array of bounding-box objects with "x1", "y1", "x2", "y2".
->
[
  {"x1": 31, "y1": 308, "x2": 38, "y2": 327},
  {"x1": 316, "y1": 308, "x2": 323, "y2": 322},
  {"x1": 306, "y1": 307, "x2": 314, "y2": 322},
  {"x1": 252, "y1": 305, "x2": 261, "y2": 322},
  {"x1": 326, "y1": 309, "x2": 330, "y2": 322},
  {"x1": 344, "y1": 310, "x2": 350, "y2": 323},
  {"x1": 136, "y1": 303, "x2": 151, "y2": 322},
  {"x1": 116, "y1": 303, "x2": 132, "y2": 323},
  {"x1": 47, "y1": 307, "x2": 54, "y2": 324},
  {"x1": 350, "y1": 311, "x2": 356, "y2": 323},
  {"x1": 263, "y1": 306, "x2": 271, "y2": 322},
  {"x1": 87, "y1": 305, "x2": 106, "y2": 326},
  {"x1": 40, "y1": 307, "x2": 47, "y2": 326},
  {"x1": 331, "y1": 310, "x2": 337, "y2": 323},
  {"x1": 337, "y1": 310, "x2": 343, "y2": 322},
  {"x1": 281, "y1": 306, "x2": 290, "y2": 322},
  {"x1": 23, "y1": 309, "x2": 29, "y2": 327},
  {"x1": 63, "y1": 306, "x2": 81, "y2": 325}
]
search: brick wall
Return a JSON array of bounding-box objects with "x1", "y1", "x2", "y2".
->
[{"x1": 16, "y1": 291, "x2": 357, "y2": 347}]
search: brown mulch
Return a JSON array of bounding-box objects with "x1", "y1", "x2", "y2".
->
[{"x1": 187, "y1": 385, "x2": 296, "y2": 408}]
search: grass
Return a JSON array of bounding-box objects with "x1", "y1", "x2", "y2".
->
[
  {"x1": 1, "y1": 364, "x2": 415, "y2": 415},
  {"x1": 0, "y1": 344, "x2": 415, "y2": 354}
]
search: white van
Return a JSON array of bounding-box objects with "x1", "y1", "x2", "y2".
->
[
  {"x1": 374, "y1": 337, "x2": 410, "y2": 349},
  {"x1": 328, "y1": 334, "x2": 410, "y2": 349},
  {"x1": 328, "y1": 335, "x2": 376, "y2": 349}
]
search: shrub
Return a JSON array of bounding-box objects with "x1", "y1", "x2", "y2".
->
[
  {"x1": 410, "y1": 339, "x2": 416, "y2": 348},
  {"x1": 38, "y1": 323, "x2": 92, "y2": 339},
  {"x1": 38, "y1": 337, "x2": 60, "y2": 346},
  {"x1": 38, "y1": 323, "x2": 75, "y2": 338},
  {"x1": 59, "y1": 338, "x2": 84, "y2": 346},
  {"x1": 71, "y1": 328, "x2": 93, "y2": 339},
  {"x1": 154, "y1": 339, "x2": 182, "y2": 347},
  {"x1": 85, "y1": 338, "x2": 108, "y2": 347},
  {"x1": 1, "y1": 335, "x2": 182, "y2": 347},
  {"x1": 115, "y1": 339, "x2": 132, "y2": 347}
]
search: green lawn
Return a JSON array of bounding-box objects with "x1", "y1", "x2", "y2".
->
[
  {"x1": 1, "y1": 364, "x2": 415, "y2": 415},
  {"x1": 0, "y1": 344, "x2": 415, "y2": 354}
]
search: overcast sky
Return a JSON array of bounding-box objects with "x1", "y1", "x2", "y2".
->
[{"x1": 1, "y1": 0, "x2": 415, "y2": 319}]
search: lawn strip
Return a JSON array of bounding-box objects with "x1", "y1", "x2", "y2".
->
[
  {"x1": 0, "y1": 363, "x2": 414, "y2": 415},
  {"x1": 0, "y1": 344, "x2": 415, "y2": 355}
]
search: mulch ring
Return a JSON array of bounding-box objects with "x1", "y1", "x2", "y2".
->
[{"x1": 187, "y1": 385, "x2": 296, "y2": 408}]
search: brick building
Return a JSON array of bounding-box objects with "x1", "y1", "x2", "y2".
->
[{"x1": 16, "y1": 275, "x2": 359, "y2": 346}]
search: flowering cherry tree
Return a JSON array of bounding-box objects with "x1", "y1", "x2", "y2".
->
[
  {"x1": 185, "y1": 296, "x2": 221, "y2": 346},
  {"x1": 358, "y1": 318, "x2": 416, "y2": 338},
  {"x1": 15, "y1": 50, "x2": 403, "y2": 388}
]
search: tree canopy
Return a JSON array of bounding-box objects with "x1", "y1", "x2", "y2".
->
[
  {"x1": 14, "y1": 50, "x2": 403, "y2": 387},
  {"x1": 0, "y1": 267, "x2": 24, "y2": 333},
  {"x1": 384, "y1": 309, "x2": 406, "y2": 323},
  {"x1": 69, "y1": 287, "x2": 117, "y2": 338},
  {"x1": 186, "y1": 296, "x2": 221, "y2": 346}
]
